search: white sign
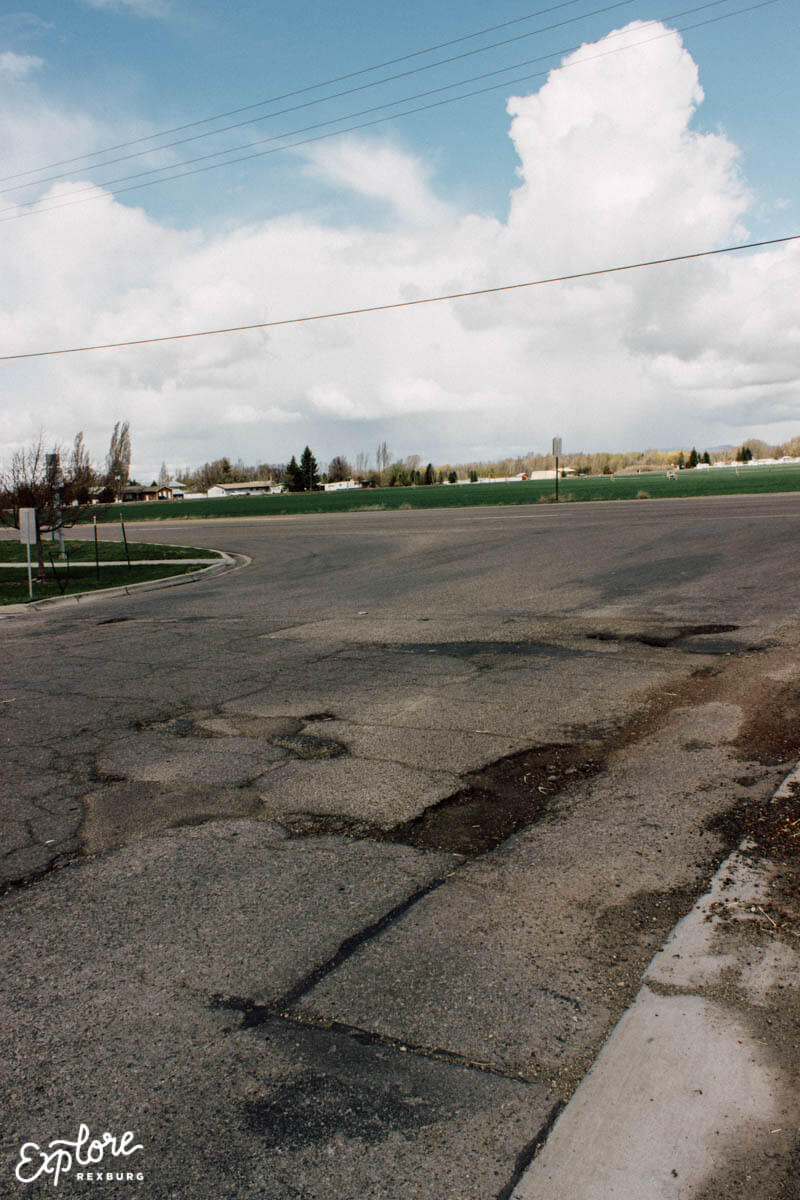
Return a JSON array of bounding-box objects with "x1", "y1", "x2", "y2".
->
[
  {"x1": 552, "y1": 437, "x2": 563, "y2": 458},
  {"x1": 15, "y1": 1123, "x2": 144, "y2": 1187},
  {"x1": 19, "y1": 508, "x2": 37, "y2": 545}
]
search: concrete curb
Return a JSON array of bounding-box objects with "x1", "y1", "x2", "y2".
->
[
  {"x1": 512, "y1": 764, "x2": 800, "y2": 1200},
  {"x1": 0, "y1": 550, "x2": 250, "y2": 618}
]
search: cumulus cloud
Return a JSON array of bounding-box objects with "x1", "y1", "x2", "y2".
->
[{"x1": 1, "y1": 20, "x2": 798, "y2": 478}]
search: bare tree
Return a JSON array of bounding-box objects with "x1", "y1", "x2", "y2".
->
[
  {"x1": 327, "y1": 455, "x2": 351, "y2": 482},
  {"x1": 105, "y1": 421, "x2": 132, "y2": 498},
  {"x1": 0, "y1": 436, "x2": 95, "y2": 578},
  {"x1": 157, "y1": 462, "x2": 170, "y2": 487},
  {"x1": 69, "y1": 432, "x2": 95, "y2": 502},
  {"x1": 355, "y1": 451, "x2": 370, "y2": 478},
  {"x1": 376, "y1": 441, "x2": 390, "y2": 473}
]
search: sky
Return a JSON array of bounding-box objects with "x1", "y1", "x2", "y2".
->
[{"x1": 1, "y1": 0, "x2": 798, "y2": 480}]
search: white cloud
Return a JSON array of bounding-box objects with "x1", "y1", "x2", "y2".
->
[
  {"x1": 1, "y1": 20, "x2": 799, "y2": 480},
  {"x1": 303, "y1": 139, "x2": 454, "y2": 229},
  {"x1": 79, "y1": 0, "x2": 170, "y2": 16},
  {"x1": 0, "y1": 51, "x2": 44, "y2": 81}
]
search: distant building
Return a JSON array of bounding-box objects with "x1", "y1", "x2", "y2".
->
[
  {"x1": 323, "y1": 479, "x2": 361, "y2": 492},
  {"x1": 206, "y1": 481, "x2": 284, "y2": 497},
  {"x1": 121, "y1": 484, "x2": 175, "y2": 503}
]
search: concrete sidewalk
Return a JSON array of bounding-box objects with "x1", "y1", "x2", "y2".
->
[{"x1": 513, "y1": 764, "x2": 800, "y2": 1200}]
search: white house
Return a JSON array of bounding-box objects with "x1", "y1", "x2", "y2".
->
[
  {"x1": 207, "y1": 481, "x2": 284, "y2": 497},
  {"x1": 323, "y1": 479, "x2": 362, "y2": 492}
]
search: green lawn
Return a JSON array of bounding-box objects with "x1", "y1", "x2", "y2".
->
[
  {"x1": 85, "y1": 464, "x2": 800, "y2": 522},
  {"x1": 0, "y1": 562, "x2": 203, "y2": 605},
  {"x1": 0, "y1": 540, "x2": 222, "y2": 563}
]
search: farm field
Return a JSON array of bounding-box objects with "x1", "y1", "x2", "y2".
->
[{"x1": 89, "y1": 464, "x2": 800, "y2": 522}]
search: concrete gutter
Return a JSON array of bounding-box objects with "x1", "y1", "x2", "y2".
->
[
  {"x1": 0, "y1": 550, "x2": 250, "y2": 617},
  {"x1": 513, "y1": 764, "x2": 800, "y2": 1200}
]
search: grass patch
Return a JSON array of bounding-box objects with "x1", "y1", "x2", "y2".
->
[
  {"x1": 0, "y1": 540, "x2": 221, "y2": 564},
  {"x1": 82, "y1": 465, "x2": 800, "y2": 523},
  {"x1": 0, "y1": 562, "x2": 203, "y2": 605}
]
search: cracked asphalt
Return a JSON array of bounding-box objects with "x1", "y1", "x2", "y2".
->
[{"x1": 2, "y1": 496, "x2": 800, "y2": 1199}]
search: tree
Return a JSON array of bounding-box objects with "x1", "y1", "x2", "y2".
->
[
  {"x1": 284, "y1": 456, "x2": 304, "y2": 492},
  {"x1": 69, "y1": 432, "x2": 94, "y2": 503},
  {"x1": 299, "y1": 446, "x2": 320, "y2": 491},
  {"x1": 687, "y1": 447, "x2": 699, "y2": 469},
  {"x1": 736, "y1": 445, "x2": 753, "y2": 463},
  {"x1": 676, "y1": 450, "x2": 686, "y2": 469},
  {"x1": 387, "y1": 461, "x2": 410, "y2": 487},
  {"x1": 701, "y1": 451, "x2": 711, "y2": 465},
  {"x1": 105, "y1": 421, "x2": 132, "y2": 498},
  {"x1": 158, "y1": 462, "x2": 170, "y2": 487},
  {"x1": 423, "y1": 463, "x2": 434, "y2": 486},
  {"x1": 376, "y1": 441, "x2": 390, "y2": 473},
  {"x1": 0, "y1": 435, "x2": 95, "y2": 578},
  {"x1": 327, "y1": 455, "x2": 351, "y2": 483},
  {"x1": 447, "y1": 470, "x2": 458, "y2": 484}
]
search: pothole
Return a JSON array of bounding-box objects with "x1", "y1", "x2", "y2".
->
[
  {"x1": 384, "y1": 743, "x2": 606, "y2": 857},
  {"x1": 392, "y1": 641, "x2": 590, "y2": 661},
  {"x1": 586, "y1": 623, "x2": 740, "y2": 651},
  {"x1": 271, "y1": 733, "x2": 347, "y2": 760}
]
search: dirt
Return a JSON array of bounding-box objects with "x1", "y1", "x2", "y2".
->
[{"x1": 733, "y1": 681, "x2": 800, "y2": 765}]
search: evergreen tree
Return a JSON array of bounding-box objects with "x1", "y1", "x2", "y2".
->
[
  {"x1": 687, "y1": 447, "x2": 699, "y2": 469},
  {"x1": 284, "y1": 456, "x2": 303, "y2": 492},
  {"x1": 424, "y1": 463, "x2": 434, "y2": 485},
  {"x1": 299, "y1": 446, "x2": 319, "y2": 491},
  {"x1": 701, "y1": 451, "x2": 711, "y2": 465}
]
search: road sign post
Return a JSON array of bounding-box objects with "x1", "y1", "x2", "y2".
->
[
  {"x1": 19, "y1": 507, "x2": 37, "y2": 600},
  {"x1": 552, "y1": 437, "x2": 563, "y2": 502}
]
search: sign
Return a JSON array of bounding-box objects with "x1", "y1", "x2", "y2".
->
[
  {"x1": 19, "y1": 508, "x2": 37, "y2": 545},
  {"x1": 552, "y1": 437, "x2": 563, "y2": 458}
]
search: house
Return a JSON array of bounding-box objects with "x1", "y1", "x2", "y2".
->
[
  {"x1": 323, "y1": 479, "x2": 362, "y2": 492},
  {"x1": 206, "y1": 481, "x2": 284, "y2": 497},
  {"x1": 121, "y1": 485, "x2": 175, "y2": 503}
]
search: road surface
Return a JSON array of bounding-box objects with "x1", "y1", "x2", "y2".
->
[{"x1": 2, "y1": 495, "x2": 799, "y2": 1198}]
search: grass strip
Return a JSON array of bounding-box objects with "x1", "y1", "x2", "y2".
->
[
  {"x1": 0, "y1": 563, "x2": 202, "y2": 605},
  {"x1": 0, "y1": 541, "x2": 222, "y2": 564}
]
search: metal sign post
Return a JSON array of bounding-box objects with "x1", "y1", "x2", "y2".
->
[
  {"x1": 19, "y1": 508, "x2": 37, "y2": 600},
  {"x1": 552, "y1": 437, "x2": 563, "y2": 502}
]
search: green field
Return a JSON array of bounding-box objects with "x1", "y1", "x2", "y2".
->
[
  {"x1": 0, "y1": 562, "x2": 202, "y2": 605},
  {"x1": 87, "y1": 464, "x2": 800, "y2": 522}
]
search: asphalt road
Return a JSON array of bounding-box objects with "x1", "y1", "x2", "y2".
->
[{"x1": 2, "y1": 495, "x2": 800, "y2": 1199}]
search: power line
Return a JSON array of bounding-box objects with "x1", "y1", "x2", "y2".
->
[
  {"x1": 0, "y1": 0, "x2": 777, "y2": 223},
  {"x1": 1, "y1": 0, "x2": 644, "y2": 198},
  {"x1": 2, "y1": 235, "x2": 796, "y2": 363},
  {"x1": 0, "y1": 0, "x2": 614, "y2": 186}
]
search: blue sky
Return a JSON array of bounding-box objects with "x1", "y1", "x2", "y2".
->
[{"x1": 1, "y1": 0, "x2": 798, "y2": 477}]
